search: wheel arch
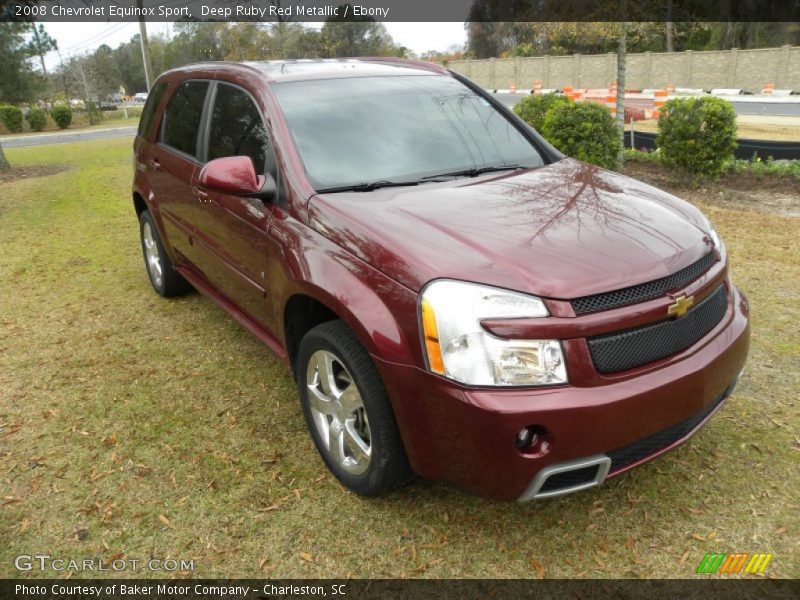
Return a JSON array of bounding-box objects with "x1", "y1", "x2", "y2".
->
[
  {"x1": 281, "y1": 274, "x2": 418, "y2": 376},
  {"x1": 133, "y1": 192, "x2": 148, "y2": 217}
]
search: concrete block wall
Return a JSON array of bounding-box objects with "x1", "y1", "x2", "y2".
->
[{"x1": 449, "y1": 46, "x2": 799, "y2": 92}]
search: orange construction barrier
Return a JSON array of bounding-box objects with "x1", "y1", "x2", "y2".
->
[
  {"x1": 763, "y1": 83, "x2": 775, "y2": 95},
  {"x1": 510, "y1": 82, "x2": 517, "y2": 93},
  {"x1": 606, "y1": 92, "x2": 617, "y2": 116},
  {"x1": 666, "y1": 84, "x2": 675, "y2": 94},
  {"x1": 653, "y1": 89, "x2": 668, "y2": 110},
  {"x1": 533, "y1": 80, "x2": 542, "y2": 95}
]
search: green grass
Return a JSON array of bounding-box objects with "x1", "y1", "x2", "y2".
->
[{"x1": 1, "y1": 139, "x2": 798, "y2": 579}]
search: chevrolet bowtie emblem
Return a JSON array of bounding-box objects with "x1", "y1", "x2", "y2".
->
[{"x1": 668, "y1": 295, "x2": 695, "y2": 318}]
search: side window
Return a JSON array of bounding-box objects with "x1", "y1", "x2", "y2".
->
[
  {"x1": 161, "y1": 81, "x2": 209, "y2": 157},
  {"x1": 207, "y1": 83, "x2": 268, "y2": 173},
  {"x1": 137, "y1": 82, "x2": 167, "y2": 138}
]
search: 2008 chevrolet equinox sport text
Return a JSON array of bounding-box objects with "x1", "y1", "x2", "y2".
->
[{"x1": 132, "y1": 59, "x2": 749, "y2": 501}]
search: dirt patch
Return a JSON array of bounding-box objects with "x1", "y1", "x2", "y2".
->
[
  {"x1": 623, "y1": 160, "x2": 800, "y2": 217},
  {"x1": 0, "y1": 164, "x2": 69, "y2": 184}
]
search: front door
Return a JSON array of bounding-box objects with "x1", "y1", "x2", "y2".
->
[{"x1": 191, "y1": 82, "x2": 275, "y2": 328}]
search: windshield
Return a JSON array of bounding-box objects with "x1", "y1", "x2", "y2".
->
[{"x1": 272, "y1": 75, "x2": 545, "y2": 191}]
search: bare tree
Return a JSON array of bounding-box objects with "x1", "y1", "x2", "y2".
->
[
  {"x1": 63, "y1": 55, "x2": 102, "y2": 124},
  {"x1": 665, "y1": 0, "x2": 673, "y2": 51}
]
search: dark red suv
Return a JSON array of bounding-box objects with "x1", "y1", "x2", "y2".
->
[{"x1": 132, "y1": 59, "x2": 749, "y2": 501}]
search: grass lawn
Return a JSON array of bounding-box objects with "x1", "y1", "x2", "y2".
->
[{"x1": 1, "y1": 139, "x2": 798, "y2": 579}]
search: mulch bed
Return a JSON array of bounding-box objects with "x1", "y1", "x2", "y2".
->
[{"x1": 623, "y1": 160, "x2": 800, "y2": 217}]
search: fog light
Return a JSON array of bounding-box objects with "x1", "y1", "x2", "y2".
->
[
  {"x1": 515, "y1": 428, "x2": 531, "y2": 447},
  {"x1": 515, "y1": 427, "x2": 540, "y2": 449}
]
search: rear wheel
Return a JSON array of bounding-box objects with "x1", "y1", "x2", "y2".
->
[
  {"x1": 139, "y1": 210, "x2": 191, "y2": 297},
  {"x1": 297, "y1": 320, "x2": 412, "y2": 496}
]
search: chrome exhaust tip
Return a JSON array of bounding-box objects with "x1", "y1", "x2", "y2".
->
[{"x1": 518, "y1": 454, "x2": 612, "y2": 502}]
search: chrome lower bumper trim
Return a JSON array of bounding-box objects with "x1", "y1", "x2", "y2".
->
[{"x1": 517, "y1": 454, "x2": 612, "y2": 502}]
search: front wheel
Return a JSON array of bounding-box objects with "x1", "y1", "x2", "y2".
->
[{"x1": 297, "y1": 320, "x2": 412, "y2": 496}]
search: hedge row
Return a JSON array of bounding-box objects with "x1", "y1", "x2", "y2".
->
[{"x1": 513, "y1": 93, "x2": 737, "y2": 178}]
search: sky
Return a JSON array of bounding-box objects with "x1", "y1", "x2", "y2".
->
[{"x1": 42, "y1": 21, "x2": 468, "y2": 71}]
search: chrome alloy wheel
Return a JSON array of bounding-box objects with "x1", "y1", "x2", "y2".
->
[
  {"x1": 306, "y1": 350, "x2": 372, "y2": 475},
  {"x1": 142, "y1": 221, "x2": 163, "y2": 288}
]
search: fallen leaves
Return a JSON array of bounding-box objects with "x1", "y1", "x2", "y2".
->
[
  {"x1": 298, "y1": 552, "x2": 313, "y2": 562},
  {"x1": 530, "y1": 558, "x2": 546, "y2": 578},
  {"x1": 158, "y1": 514, "x2": 173, "y2": 528},
  {"x1": 625, "y1": 537, "x2": 634, "y2": 550}
]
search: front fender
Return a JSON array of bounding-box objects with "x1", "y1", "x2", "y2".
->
[{"x1": 267, "y1": 215, "x2": 423, "y2": 367}]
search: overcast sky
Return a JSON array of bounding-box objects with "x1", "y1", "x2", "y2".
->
[{"x1": 42, "y1": 22, "x2": 468, "y2": 71}]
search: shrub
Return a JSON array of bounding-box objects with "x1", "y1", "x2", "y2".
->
[
  {"x1": 541, "y1": 101, "x2": 621, "y2": 170},
  {"x1": 0, "y1": 105, "x2": 24, "y2": 133},
  {"x1": 656, "y1": 96, "x2": 737, "y2": 179},
  {"x1": 26, "y1": 107, "x2": 47, "y2": 132},
  {"x1": 513, "y1": 93, "x2": 572, "y2": 132},
  {"x1": 51, "y1": 104, "x2": 73, "y2": 129}
]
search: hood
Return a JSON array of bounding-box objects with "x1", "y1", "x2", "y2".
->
[{"x1": 307, "y1": 158, "x2": 714, "y2": 299}]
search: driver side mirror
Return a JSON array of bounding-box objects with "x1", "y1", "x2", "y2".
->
[{"x1": 198, "y1": 156, "x2": 276, "y2": 202}]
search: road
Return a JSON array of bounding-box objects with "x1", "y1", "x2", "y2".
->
[
  {"x1": 1, "y1": 126, "x2": 136, "y2": 148},
  {"x1": 493, "y1": 93, "x2": 800, "y2": 116},
  {"x1": 3, "y1": 95, "x2": 798, "y2": 149}
]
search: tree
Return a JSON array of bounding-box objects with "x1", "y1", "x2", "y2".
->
[
  {"x1": 0, "y1": 142, "x2": 9, "y2": 170},
  {"x1": 61, "y1": 54, "x2": 105, "y2": 123},
  {"x1": 321, "y1": 5, "x2": 404, "y2": 57},
  {"x1": 0, "y1": 23, "x2": 45, "y2": 103},
  {"x1": 665, "y1": 0, "x2": 674, "y2": 51},
  {"x1": 27, "y1": 23, "x2": 57, "y2": 75},
  {"x1": 85, "y1": 44, "x2": 123, "y2": 99}
]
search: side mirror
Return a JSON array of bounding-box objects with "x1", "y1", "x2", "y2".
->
[{"x1": 198, "y1": 156, "x2": 276, "y2": 202}]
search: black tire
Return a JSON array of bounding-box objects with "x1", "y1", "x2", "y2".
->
[
  {"x1": 297, "y1": 320, "x2": 412, "y2": 496},
  {"x1": 139, "y1": 209, "x2": 191, "y2": 297}
]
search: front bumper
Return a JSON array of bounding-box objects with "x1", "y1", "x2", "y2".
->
[{"x1": 374, "y1": 286, "x2": 750, "y2": 501}]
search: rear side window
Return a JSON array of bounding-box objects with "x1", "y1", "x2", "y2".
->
[
  {"x1": 207, "y1": 83, "x2": 268, "y2": 172},
  {"x1": 137, "y1": 82, "x2": 167, "y2": 138},
  {"x1": 161, "y1": 81, "x2": 209, "y2": 157}
]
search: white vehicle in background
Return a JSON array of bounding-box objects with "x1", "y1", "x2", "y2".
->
[{"x1": 134, "y1": 92, "x2": 149, "y2": 103}]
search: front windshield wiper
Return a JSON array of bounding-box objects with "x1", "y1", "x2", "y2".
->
[
  {"x1": 421, "y1": 164, "x2": 525, "y2": 180},
  {"x1": 316, "y1": 180, "x2": 421, "y2": 193}
]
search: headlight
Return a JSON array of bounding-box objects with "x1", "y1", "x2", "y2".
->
[
  {"x1": 420, "y1": 280, "x2": 567, "y2": 386},
  {"x1": 706, "y1": 219, "x2": 721, "y2": 249}
]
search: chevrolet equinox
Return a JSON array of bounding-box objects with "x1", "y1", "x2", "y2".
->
[{"x1": 132, "y1": 59, "x2": 749, "y2": 501}]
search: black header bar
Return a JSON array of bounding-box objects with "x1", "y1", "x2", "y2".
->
[{"x1": 1, "y1": 0, "x2": 800, "y2": 23}]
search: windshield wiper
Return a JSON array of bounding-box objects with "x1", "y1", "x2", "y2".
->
[
  {"x1": 316, "y1": 180, "x2": 421, "y2": 193},
  {"x1": 421, "y1": 164, "x2": 525, "y2": 180}
]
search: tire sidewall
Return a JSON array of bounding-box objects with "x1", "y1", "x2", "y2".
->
[
  {"x1": 139, "y1": 210, "x2": 167, "y2": 296},
  {"x1": 296, "y1": 328, "x2": 393, "y2": 495}
]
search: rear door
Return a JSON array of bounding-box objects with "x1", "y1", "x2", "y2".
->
[
  {"x1": 149, "y1": 80, "x2": 211, "y2": 266},
  {"x1": 191, "y1": 82, "x2": 275, "y2": 326}
]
